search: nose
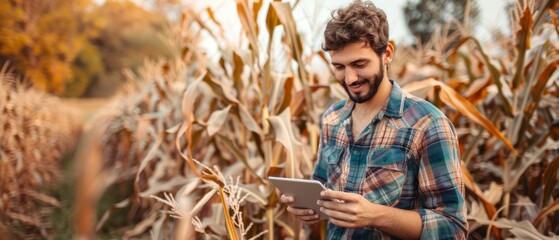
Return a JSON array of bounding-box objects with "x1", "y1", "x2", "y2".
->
[{"x1": 344, "y1": 68, "x2": 358, "y2": 84}]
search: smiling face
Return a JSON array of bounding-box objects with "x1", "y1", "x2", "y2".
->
[{"x1": 330, "y1": 42, "x2": 388, "y2": 104}]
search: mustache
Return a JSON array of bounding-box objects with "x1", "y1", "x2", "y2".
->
[{"x1": 348, "y1": 79, "x2": 368, "y2": 87}]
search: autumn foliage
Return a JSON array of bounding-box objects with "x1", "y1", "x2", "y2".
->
[
  {"x1": 0, "y1": 0, "x2": 170, "y2": 97},
  {"x1": 73, "y1": 0, "x2": 559, "y2": 239}
]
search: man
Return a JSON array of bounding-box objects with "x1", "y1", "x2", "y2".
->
[{"x1": 279, "y1": 1, "x2": 468, "y2": 239}]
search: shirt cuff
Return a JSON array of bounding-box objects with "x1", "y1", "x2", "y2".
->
[{"x1": 417, "y1": 208, "x2": 466, "y2": 240}]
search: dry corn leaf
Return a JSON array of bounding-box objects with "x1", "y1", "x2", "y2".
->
[
  {"x1": 268, "y1": 108, "x2": 303, "y2": 178},
  {"x1": 134, "y1": 132, "x2": 164, "y2": 195},
  {"x1": 471, "y1": 217, "x2": 556, "y2": 240},
  {"x1": 461, "y1": 162, "x2": 497, "y2": 219},
  {"x1": 122, "y1": 210, "x2": 159, "y2": 240},
  {"x1": 482, "y1": 182, "x2": 503, "y2": 206},
  {"x1": 543, "y1": 154, "x2": 559, "y2": 207},
  {"x1": 238, "y1": 104, "x2": 263, "y2": 135},
  {"x1": 450, "y1": 36, "x2": 513, "y2": 116},
  {"x1": 191, "y1": 188, "x2": 218, "y2": 216},
  {"x1": 533, "y1": 198, "x2": 559, "y2": 228},
  {"x1": 403, "y1": 78, "x2": 516, "y2": 154},
  {"x1": 512, "y1": 7, "x2": 534, "y2": 89},
  {"x1": 206, "y1": 105, "x2": 232, "y2": 137},
  {"x1": 237, "y1": 0, "x2": 260, "y2": 62},
  {"x1": 139, "y1": 177, "x2": 190, "y2": 198},
  {"x1": 271, "y1": 2, "x2": 314, "y2": 118}
]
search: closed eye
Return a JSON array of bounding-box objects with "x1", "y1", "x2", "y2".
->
[
  {"x1": 352, "y1": 61, "x2": 368, "y2": 68},
  {"x1": 332, "y1": 64, "x2": 345, "y2": 70}
]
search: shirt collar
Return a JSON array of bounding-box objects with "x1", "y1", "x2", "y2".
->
[
  {"x1": 338, "y1": 79, "x2": 404, "y2": 122},
  {"x1": 384, "y1": 79, "x2": 404, "y2": 118}
]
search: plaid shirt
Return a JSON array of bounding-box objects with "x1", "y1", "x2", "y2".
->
[{"x1": 312, "y1": 80, "x2": 468, "y2": 239}]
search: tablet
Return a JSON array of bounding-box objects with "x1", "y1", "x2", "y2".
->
[{"x1": 268, "y1": 176, "x2": 330, "y2": 220}]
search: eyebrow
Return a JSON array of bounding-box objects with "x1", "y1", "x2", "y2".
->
[{"x1": 331, "y1": 58, "x2": 370, "y2": 66}]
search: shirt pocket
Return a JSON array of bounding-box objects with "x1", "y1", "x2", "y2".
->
[
  {"x1": 362, "y1": 147, "x2": 407, "y2": 206},
  {"x1": 323, "y1": 145, "x2": 344, "y2": 190}
]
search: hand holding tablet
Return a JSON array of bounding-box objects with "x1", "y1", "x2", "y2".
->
[{"x1": 269, "y1": 176, "x2": 332, "y2": 220}]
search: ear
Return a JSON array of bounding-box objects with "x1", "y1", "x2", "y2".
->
[{"x1": 383, "y1": 42, "x2": 395, "y2": 65}]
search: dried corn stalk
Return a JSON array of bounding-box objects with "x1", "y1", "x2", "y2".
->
[{"x1": 0, "y1": 65, "x2": 82, "y2": 238}]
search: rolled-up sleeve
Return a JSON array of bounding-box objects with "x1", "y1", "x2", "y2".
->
[{"x1": 417, "y1": 117, "x2": 468, "y2": 239}]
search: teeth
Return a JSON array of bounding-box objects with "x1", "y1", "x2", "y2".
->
[{"x1": 349, "y1": 80, "x2": 365, "y2": 87}]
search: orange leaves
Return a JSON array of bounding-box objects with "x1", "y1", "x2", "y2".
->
[{"x1": 0, "y1": 0, "x2": 98, "y2": 95}]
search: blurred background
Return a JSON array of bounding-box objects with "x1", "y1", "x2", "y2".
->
[{"x1": 1, "y1": 0, "x2": 558, "y2": 239}]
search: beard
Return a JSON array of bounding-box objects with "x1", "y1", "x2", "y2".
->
[{"x1": 341, "y1": 62, "x2": 384, "y2": 104}]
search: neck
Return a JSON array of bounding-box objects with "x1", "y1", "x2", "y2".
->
[{"x1": 353, "y1": 77, "x2": 392, "y2": 115}]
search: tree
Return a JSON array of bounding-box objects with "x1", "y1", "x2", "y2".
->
[
  {"x1": 0, "y1": 0, "x2": 172, "y2": 97},
  {"x1": 83, "y1": 0, "x2": 173, "y2": 97},
  {"x1": 0, "y1": 0, "x2": 101, "y2": 95},
  {"x1": 403, "y1": 0, "x2": 480, "y2": 44},
  {"x1": 65, "y1": 41, "x2": 104, "y2": 97}
]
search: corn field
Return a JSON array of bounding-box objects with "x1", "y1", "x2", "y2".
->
[
  {"x1": 1, "y1": 0, "x2": 558, "y2": 239},
  {"x1": 0, "y1": 65, "x2": 83, "y2": 238}
]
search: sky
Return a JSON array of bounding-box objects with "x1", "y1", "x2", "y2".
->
[
  {"x1": 323, "y1": 0, "x2": 512, "y2": 43},
  {"x1": 185, "y1": 0, "x2": 512, "y2": 45}
]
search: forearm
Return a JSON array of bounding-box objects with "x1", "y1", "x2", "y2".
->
[
  {"x1": 319, "y1": 189, "x2": 466, "y2": 239},
  {"x1": 369, "y1": 204, "x2": 422, "y2": 239}
]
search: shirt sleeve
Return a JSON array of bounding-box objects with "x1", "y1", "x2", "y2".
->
[
  {"x1": 417, "y1": 117, "x2": 468, "y2": 239},
  {"x1": 312, "y1": 117, "x2": 328, "y2": 184}
]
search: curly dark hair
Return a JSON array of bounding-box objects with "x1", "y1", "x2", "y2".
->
[{"x1": 322, "y1": 0, "x2": 389, "y2": 56}]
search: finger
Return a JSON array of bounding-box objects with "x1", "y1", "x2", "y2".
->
[
  {"x1": 287, "y1": 206, "x2": 315, "y2": 216},
  {"x1": 287, "y1": 207, "x2": 320, "y2": 222},
  {"x1": 319, "y1": 205, "x2": 354, "y2": 222},
  {"x1": 321, "y1": 189, "x2": 359, "y2": 202},
  {"x1": 280, "y1": 194, "x2": 294, "y2": 204},
  {"x1": 317, "y1": 200, "x2": 352, "y2": 214},
  {"x1": 301, "y1": 218, "x2": 320, "y2": 225},
  {"x1": 298, "y1": 214, "x2": 320, "y2": 222}
]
